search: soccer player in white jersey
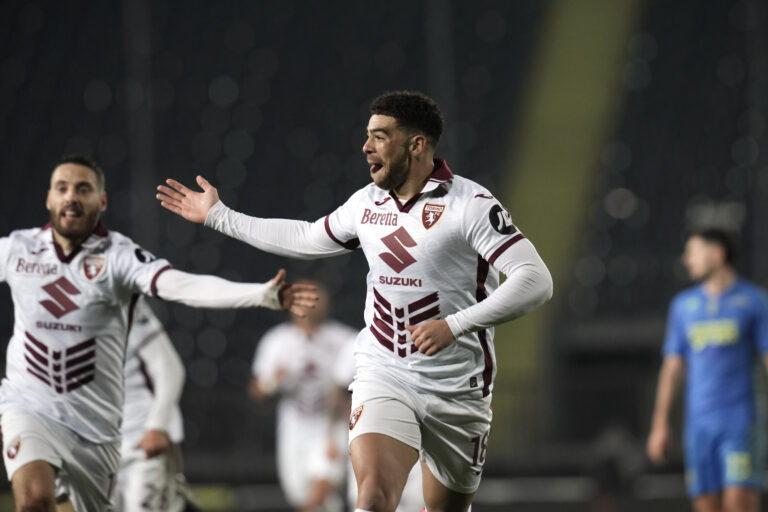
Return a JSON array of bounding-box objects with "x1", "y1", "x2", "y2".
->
[
  {"x1": 112, "y1": 296, "x2": 197, "y2": 512},
  {"x1": 157, "y1": 90, "x2": 554, "y2": 512},
  {"x1": 250, "y1": 282, "x2": 357, "y2": 512},
  {"x1": 0, "y1": 154, "x2": 317, "y2": 511}
]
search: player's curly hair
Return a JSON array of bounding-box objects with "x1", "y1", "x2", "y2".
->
[
  {"x1": 370, "y1": 91, "x2": 444, "y2": 149},
  {"x1": 56, "y1": 153, "x2": 106, "y2": 191}
]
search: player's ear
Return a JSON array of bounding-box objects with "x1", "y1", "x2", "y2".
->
[
  {"x1": 410, "y1": 134, "x2": 427, "y2": 155},
  {"x1": 100, "y1": 192, "x2": 107, "y2": 213}
]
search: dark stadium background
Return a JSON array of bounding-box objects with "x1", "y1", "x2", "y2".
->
[{"x1": 1, "y1": 0, "x2": 766, "y2": 510}]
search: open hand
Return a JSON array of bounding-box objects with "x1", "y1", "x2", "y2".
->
[
  {"x1": 271, "y1": 269, "x2": 318, "y2": 317},
  {"x1": 406, "y1": 319, "x2": 455, "y2": 356},
  {"x1": 156, "y1": 175, "x2": 220, "y2": 224}
]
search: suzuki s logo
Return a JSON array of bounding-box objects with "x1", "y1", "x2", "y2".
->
[
  {"x1": 379, "y1": 227, "x2": 417, "y2": 273},
  {"x1": 40, "y1": 277, "x2": 81, "y2": 318}
]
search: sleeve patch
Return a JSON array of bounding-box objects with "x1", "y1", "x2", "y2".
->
[{"x1": 489, "y1": 204, "x2": 517, "y2": 235}]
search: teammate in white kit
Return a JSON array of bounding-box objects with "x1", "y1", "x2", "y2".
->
[
  {"x1": 157, "y1": 90, "x2": 553, "y2": 512},
  {"x1": 0, "y1": 155, "x2": 317, "y2": 511},
  {"x1": 250, "y1": 283, "x2": 357, "y2": 512},
  {"x1": 112, "y1": 296, "x2": 196, "y2": 512}
]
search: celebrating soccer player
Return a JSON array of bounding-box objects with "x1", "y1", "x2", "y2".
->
[
  {"x1": 0, "y1": 155, "x2": 317, "y2": 511},
  {"x1": 158, "y1": 91, "x2": 553, "y2": 512}
]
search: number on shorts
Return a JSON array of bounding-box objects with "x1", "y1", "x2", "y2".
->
[{"x1": 471, "y1": 430, "x2": 490, "y2": 465}]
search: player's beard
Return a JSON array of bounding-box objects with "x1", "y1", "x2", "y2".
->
[
  {"x1": 377, "y1": 144, "x2": 412, "y2": 193},
  {"x1": 49, "y1": 203, "x2": 101, "y2": 244}
]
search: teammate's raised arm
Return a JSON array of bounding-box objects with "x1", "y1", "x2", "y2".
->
[{"x1": 156, "y1": 175, "x2": 220, "y2": 224}]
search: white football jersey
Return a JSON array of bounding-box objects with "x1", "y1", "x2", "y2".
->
[
  {"x1": 252, "y1": 320, "x2": 358, "y2": 417},
  {"x1": 324, "y1": 159, "x2": 525, "y2": 399},
  {"x1": 121, "y1": 297, "x2": 183, "y2": 452},
  {"x1": 0, "y1": 223, "x2": 172, "y2": 443}
]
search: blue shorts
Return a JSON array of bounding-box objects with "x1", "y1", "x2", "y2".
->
[{"x1": 684, "y1": 421, "x2": 766, "y2": 497}]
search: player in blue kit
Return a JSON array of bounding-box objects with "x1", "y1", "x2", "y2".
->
[{"x1": 647, "y1": 228, "x2": 768, "y2": 512}]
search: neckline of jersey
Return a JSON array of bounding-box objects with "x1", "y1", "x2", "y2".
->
[
  {"x1": 388, "y1": 158, "x2": 453, "y2": 213},
  {"x1": 43, "y1": 221, "x2": 109, "y2": 263}
]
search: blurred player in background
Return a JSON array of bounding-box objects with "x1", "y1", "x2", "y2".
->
[
  {"x1": 112, "y1": 296, "x2": 199, "y2": 512},
  {"x1": 647, "y1": 228, "x2": 768, "y2": 512},
  {"x1": 0, "y1": 155, "x2": 317, "y2": 511},
  {"x1": 330, "y1": 338, "x2": 425, "y2": 512},
  {"x1": 250, "y1": 282, "x2": 357, "y2": 512},
  {"x1": 158, "y1": 90, "x2": 553, "y2": 512}
]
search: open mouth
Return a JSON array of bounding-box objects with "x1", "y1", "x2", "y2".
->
[
  {"x1": 369, "y1": 163, "x2": 383, "y2": 174},
  {"x1": 61, "y1": 209, "x2": 83, "y2": 219}
]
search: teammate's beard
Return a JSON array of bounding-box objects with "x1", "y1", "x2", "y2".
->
[
  {"x1": 378, "y1": 144, "x2": 412, "y2": 193},
  {"x1": 49, "y1": 202, "x2": 101, "y2": 244}
]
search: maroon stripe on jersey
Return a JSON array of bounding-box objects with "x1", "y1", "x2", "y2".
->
[
  {"x1": 373, "y1": 317, "x2": 394, "y2": 338},
  {"x1": 67, "y1": 363, "x2": 95, "y2": 379},
  {"x1": 24, "y1": 343, "x2": 48, "y2": 365},
  {"x1": 395, "y1": 307, "x2": 404, "y2": 318},
  {"x1": 409, "y1": 306, "x2": 440, "y2": 325},
  {"x1": 476, "y1": 255, "x2": 493, "y2": 397},
  {"x1": 137, "y1": 354, "x2": 155, "y2": 395},
  {"x1": 25, "y1": 354, "x2": 47, "y2": 376},
  {"x1": 390, "y1": 192, "x2": 423, "y2": 213},
  {"x1": 27, "y1": 368, "x2": 51, "y2": 386},
  {"x1": 25, "y1": 331, "x2": 48, "y2": 353},
  {"x1": 66, "y1": 351, "x2": 95, "y2": 368},
  {"x1": 488, "y1": 234, "x2": 526, "y2": 266},
  {"x1": 398, "y1": 347, "x2": 407, "y2": 358},
  {"x1": 374, "y1": 303, "x2": 393, "y2": 324},
  {"x1": 369, "y1": 325, "x2": 394, "y2": 351},
  {"x1": 151, "y1": 265, "x2": 173, "y2": 298},
  {"x1": 408, "y1": 292, "x2": 439, "y2": 313},
  {"x1": 67, "y1": 374, "x2": 94, "y2": 392},
  {"x1": 66, "y1": 338, "x2": 95, "y2": 356},
  {"x1": 52, "y1": 239, "x2": 83, "y2": 263},
  {"x1": 373, "y1": 287, "x2": 391, "y2": 309},
  {"x1": 324, "y1": 216, "x2": 360, "y2": 250},
  {"x1": 430, "y1": 158, "x2": 453, "y2": 183},
  {"x1": 478, "y1": 329, "x2": 493, "y2": 397}
]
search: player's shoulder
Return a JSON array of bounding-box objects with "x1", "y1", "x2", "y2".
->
[
  {"x1": 732, "y1": 278, "x2": 768, "y2": 306},
  {"x1": 445, "y1": 174, "x2": 500, "y2": 209},
  {"x1": 6, "y1": 226, "x2": 46, "y2": 243},
  {"x1": 322, "y1": 319, "x2": 359, "y2": 338},
  {"x1": 261, "y1": 321, "x2": 297, "y2": 339},
  {"x1": 669, "y1": 286, "x2": 703, "y2": 312}
]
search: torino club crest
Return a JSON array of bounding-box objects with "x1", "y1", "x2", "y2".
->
[
  {"x1": 83, "y1": 255, "x2": 106, "y2": 281},
  {"x1": 422, "y1": 203, "x2": 445, "y2": 229}
]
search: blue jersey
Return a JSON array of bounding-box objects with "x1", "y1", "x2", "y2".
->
[{"x1": 663, "y1": 279, "x2": 768, "y2": 426}]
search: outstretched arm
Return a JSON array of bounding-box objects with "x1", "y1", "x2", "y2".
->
[
  {"x1": 155, "y1": 268, "x2": 317, "y2": 316},
  {"x1": 157, "y1": 176, "x2": 348, "y2": 259}
]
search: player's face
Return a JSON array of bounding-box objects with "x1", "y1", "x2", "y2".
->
[
  {"x1": 46, "y1": 163, "x2": 107, "y2": 242},
  {"x1": 363, "y1": 114, "x2": 413, "y2": 192},
  {"x1": 682, "y1": 236, "x2": 722, "y2": 281}
]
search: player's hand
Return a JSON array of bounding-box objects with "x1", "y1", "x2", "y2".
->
[
  {"x1": 271, "y1": 269, "x2": 319, "y2": 317},
  {"x1": 406, "y1": 319, "x2": 455, "y2": 356},
  {"x1": 156, "y1": 175, "x2": 220, "y2": 224},
  {"x1": 137, "y1": 429, "x2": 171, "y2": 458},
  {"x1": 646, "y1": 424, "x2": 670, "y2": 465}
]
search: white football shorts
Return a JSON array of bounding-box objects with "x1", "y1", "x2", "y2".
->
[
  {"x1": 348, "y1": 371, "x2": 492, "y2": 494},
  {"x1": 1, "y1": 407, "x2": 120, "y2": 511}
]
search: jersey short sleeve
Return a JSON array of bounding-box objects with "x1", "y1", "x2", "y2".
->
[
  {"x1": 754, "y1": 291, "x2": 768, "y2": 354},
  {"x1": 111, "y1": 240, "x2": 172, "y2": 296},
  {"x1": 462, "y1": 194, "x2": 525, "y2": 269},
  {"x1": 252, "y1": 327, "x2": 284, "y2": 378},
  {"x1": 322, "y1": 188, "x2": 364, "y2": 250},
  {"x1": 0, "y1": 237, "x2": 9, "y2": 283},
  {"x1": 663, "y1": 296, "x2": 688, "y2": 357}
]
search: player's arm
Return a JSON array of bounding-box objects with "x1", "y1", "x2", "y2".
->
[
  {"x1": 0, "y1": 236, "x2": 10, "y2": 284},
  {"x1": 157, "y1": 176, "x2": 349, "y2": 259},
  {"x1": 136, "y1": 330, "x2": 185, "y2": 458},
  {"x1": 408, "y1": 199, "x2": 553, "y2": 355},
  {"x1": 647, "y1": 355, "x2": 684, "y2": 464},
  {"x1": 155, "y1": 268, "x2": 317, "y2": 316}
]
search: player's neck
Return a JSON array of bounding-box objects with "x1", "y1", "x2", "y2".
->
[
  {"x1": 702, "y1": 266, "x2": 737, "y2": 297},
  {"x1": 52, "y1": 229, "x2": 87, "y2": 254},
  {"x1": 392, "y1": 157, "x2": 435, "y2": 200}
]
